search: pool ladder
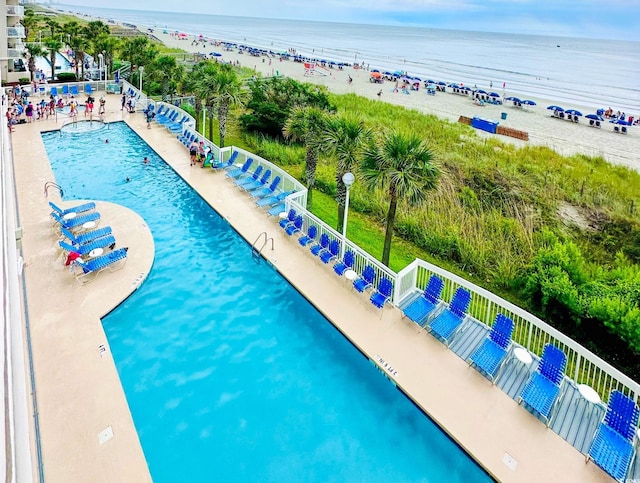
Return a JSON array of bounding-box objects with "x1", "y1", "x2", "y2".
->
[
  {"x1": 251, "y1": 231, "x2": 274, "y2": 261},
  {"x1": 43, "y1": 181, "x2": 64, "y2": 198}
]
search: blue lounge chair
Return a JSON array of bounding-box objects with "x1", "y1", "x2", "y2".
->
[
  {"x1": 62, "y1": 85, "x2": 69, "y2": 97},
  {"x1": 243, "y1": 169, "x2": 271, "y2": 192},
  {"x1": 159, "y1": 111, "x2": 178, "y2": 126},
  {"x1": 353, "y1": 265, "x2": 376, "y2": 292},
  {"x1": 370, "y1": 277, "x2": 394, "y2": 309},
  {"x1": 70, "y1": 85, "x2": 79, "y2": 96},
  {"x1": 50, "y1": 87, "x2": 58, "y2": 97},
  {"x1": 49, "y1": 200, "x2": 96, "y2": 217},
  {"x1": 267, "y1": 203, "x2": 286, "y2": 217},
  {"x1": 257, "y1": 190, "x2": 293, "y2": 208},
  {"x1": 310, "y1": 233, "x2": 329, "y2": 257},
  {"x1": 251, "y1": 176, "x2": 281, "y2": 199},
  {"x1": 587, "y1": 390, "x2": 639, "y2": 482},
  {"x1": 279, "y1": 209, "x2": 297, "y2": 228},
  {"x1": 168, "y1": 115, "x2": 188, "y2": 132},
  {"x1": 61, "y1": 226, "x2": 112, "y2": 246},
  {"x1": 51, "y1": 211, "x2": 101, "y2": 231},
  {"x1": 298, "y1": 225, "x2": 318, "y2": 247},
  {"x1": 333, "y1": 250, "x2": 355, "y2": 276},
  {"x1": 220, "y1": 151, "x2": 240, "y2": 170},
  {"x1": 319, "y1": 240, "x2": 340, "y2": 264},
  {"x1": 84, "y1": 84, "x2": 93, "y2": 95},
  {"x1": 284, "y1": 215, "x2": 303, "y2": 236},
  {"x1": 427, "y1": 287, "x2": 471, "y2": 345},
  {"x1": 468, "y1": 314, "x2": 514, "y2": 382},
  {"x1": 402, "y1": 275, "x2": 444, "y2": 326},
  {"x1": 518, "y1": 344, "x2": 567, "y2": 426},
  {"x1": 59, "y1": 235, "x2": 116, "y2": 256},
  {"x1": 226, "y1": 158, "x2": 254, "y2": 179},
  {"x1": 235, "y1": 165, "x2": 263, "y2": 188},
  {"x1": 74, "y1": 247, "x2": 128, "y2": 284}
]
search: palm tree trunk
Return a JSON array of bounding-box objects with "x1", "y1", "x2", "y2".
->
[
  {"x1": 305, "y1": 149, "x2": 318, "y2": 207},
  {"x1": 218, "y1": 99, "x2": 229, "y2": 148},
  {"x1": 336, "y1": 172, "x2": 346, "y2": 232},
  {"x1": 50, "y1": 53, "x2": 56, "y2": 80},
  {"x1": 208, "y1": 112, "x2": 215, "y2": 143},
  {"x1": 382, "y1": 192, "x2": 398, "y2": 267}
]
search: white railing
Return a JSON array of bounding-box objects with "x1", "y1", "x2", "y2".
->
[{"x1": 397, "y1": 259, "x2": 640, "y2": 401}]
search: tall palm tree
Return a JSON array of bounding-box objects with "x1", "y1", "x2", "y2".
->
[
  {"x1": 321, "y1": 116, "x2": 372, "y2": 231},
  {"x1": 43, "y1": 38, "x2": 62, "y2": 81},
  {"x1": 210, "y1": 64, "x2": 244, "y2": 148},
  {"x1": 24, "y1": 42, "x2": 45, "y2": 82},
  {"x1": 181, "y1": 62, "x2": 208, "y2": 133},
  {"x1": 283, "y1": 106, "x2": 328, "y2": 207},
  {"x1": 68, "y1": 35, "x2": 88, "y2": 80},
  {"x1": 148, "y1": 55, "x2": 184, "y2": 100},
  {"x1": 361, "y1": 131, "x2": 439, "y2": 267}
]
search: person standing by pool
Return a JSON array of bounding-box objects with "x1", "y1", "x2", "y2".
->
[
  {"x1": 189, "y1": 140, "x2": 199, "y2": 165},
  {"x1": 25, "y1": 102, "x2": 34, "y2": 123},
  {"x1": 99, "y1": 97, "x2": 106, "y2": 120},
  {"x1": 121, "y1": 93, "x2": 126, "y2": 111}
]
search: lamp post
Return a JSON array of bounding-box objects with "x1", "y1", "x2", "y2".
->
[
  {"x1": 138, "y1": 66, "x2": 144, "y2": 92},
  {"x1": 341, "y1": 172, "x2": 355, "y2": 257},
  {"x1": 102, "y1": 50, "x2": 106, "y2": 80},
  {"x1": 97, "y1": 52, "x2": 103, "y2": 83}
]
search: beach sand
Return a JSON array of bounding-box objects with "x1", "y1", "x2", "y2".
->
[{"x1": 148, "y1": 30, "x2": 639, "y2": 172}]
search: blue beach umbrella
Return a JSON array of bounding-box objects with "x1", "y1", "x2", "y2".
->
[
  {"x1": 585, "y1": 114, "x2": 604, "y2": 121},
  {"x1": 474, "y1": 89, "x2": 487, "y2": 94},
  {"x1": 565, "y1": 109, "x2": 582, "y2": 116},
  {"x1": 488, "y1": 92, "x2": 501, "y2": 97},
  {"x1": 504, "y1": 96, "x2": 521, "y2": 102},
  {"x1": 211, "y1": 52, "x2": 222, "y2": 57},
  {"x1": 547, "y1": 105, "x2": 564, "y2": 111},
  {"x1": 371, "y1": 69, "x2": 380, "y2": 73},
  {"x1": 437, "y1": 81, "x2": 447, "y2": 86},
  {"x1": 610, "y1": 119, "x2": 631, "y2": 125},
  {"x1": 521, "y1": 99, "x2": 536, "y2": 106}
]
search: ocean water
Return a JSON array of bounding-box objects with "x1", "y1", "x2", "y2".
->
[{"x1": 60, "y1": 5, "x2": 640, "y2": 112}]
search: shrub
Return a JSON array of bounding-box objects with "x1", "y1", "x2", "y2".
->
[
  {"x1": 57, "y1": 72, "x2": 77, "y2": 82},
  {"x1": 18, "y1": 77, "x2": 30, "y2": 84}
]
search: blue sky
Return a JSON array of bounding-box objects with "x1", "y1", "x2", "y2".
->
[{"x1": 57, "y1": 0, "x2": 639, "y2": 40}]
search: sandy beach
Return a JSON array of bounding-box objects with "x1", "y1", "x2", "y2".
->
[{"x1": 146, "y1": 30, "x2": 639, "y2": 171}]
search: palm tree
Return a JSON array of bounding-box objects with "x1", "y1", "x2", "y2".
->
[
  {"x1": 321, "y1": 116, "x2": 372, "y2": 231},
  {"x1": 209, "y1": 64, "x2": 244, "y2": 148},
  {"x1": 68, "y1": 35, "x2": 88, "y2": 80},
  {"x1": 283, "y1": 106, "x2": 328, "y2": 207},
  {"x1": 147, "y1": 55, "x2": 184, "y2": 100},
  {"x1": 361, "y1": 130, "x2": 439, "y2": 267},
  {"x1": 181, "y1": 62, "x2": 207, "y2": 133},
  {"x1": 24, "y1": 42, "x2": 45, "y2": 82},
  {"x1": 43, "y1": 38, "x2": 63, "y2": 81}
]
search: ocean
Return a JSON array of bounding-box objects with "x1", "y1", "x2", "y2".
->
[{"x1": 59, "y1": 5, "x2": 640, "y2": 112}]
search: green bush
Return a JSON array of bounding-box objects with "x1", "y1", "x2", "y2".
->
[
  {"x1": 18, "y1": 77, "x2": 30, "y2": 84},
  {"x1": 56, "y1": 72, "x2": 76, "y2": 82}
]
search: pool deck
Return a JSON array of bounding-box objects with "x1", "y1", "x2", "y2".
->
[{"x1": 11, "y1": 100, "x2": 613, "y2": 482}]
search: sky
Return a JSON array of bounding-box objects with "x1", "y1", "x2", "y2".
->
[{"x1": 54, "y1": 0, "x2": 640, "y2": 40}]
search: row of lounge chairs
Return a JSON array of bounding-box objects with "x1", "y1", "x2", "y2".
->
[
  {"x1": 403, "y1": 274, "x2": 639, "y2": 482},
  {"x1": 149, "y1": 105, "x2": 189, "y2": 133},
  {"x1": 49, "y1": 201, "x2": 128, "y2": 284},
  {"x1": 45, "y1": 84, "x2": 93, "y2": 99},
  {"x1": 278, "y1": 209, "x2": 394, "y2": 309}
]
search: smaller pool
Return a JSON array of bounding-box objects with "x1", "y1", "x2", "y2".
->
[{"x1": 60, "y1": 120, "x2": 107, "y2": 134}]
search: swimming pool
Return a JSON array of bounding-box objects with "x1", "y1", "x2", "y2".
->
[{"x1": 42, "y1": 122, "x2": 491, "y2": 482}]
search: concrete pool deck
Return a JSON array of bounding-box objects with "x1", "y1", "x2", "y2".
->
[{"x1": 11, "y1": 101, "x2": 613, "y2": 482}]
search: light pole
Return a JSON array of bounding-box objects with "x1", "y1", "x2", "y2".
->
[
  {"x1": 102, "y1": 50, "x2": 106, "y2": 80},
  {"x1": 138, "y1": 66, "x2": 144, "y2": 92},
  {"x1": 341, "y1": 172, "x2": 355, "y2": 257},
  {"x1": 97, "y1": 52, "x2": 103, "y2": 82}
]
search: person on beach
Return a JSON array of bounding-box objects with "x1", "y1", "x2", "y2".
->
[
  {"x1": 348, "y1": 75, "x2": 353, "y2": 84},
  {"x1": 377, "y1": 89, "x2": 382, "y2": 98}
]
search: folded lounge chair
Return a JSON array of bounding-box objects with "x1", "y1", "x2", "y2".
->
[
  {"x1": 333, "y1": 250, "x2": 355, "y2": 276},
  {"x1": 353, "y1": 265, "x2": 376, "y2": 293},
  {"x1": 74, "y1": 247, "x2": 128, "y2": 285},
  {"x1": 370, "y1": 277, "x2": 393, "y2": 309},
  {"x1": 49, "y1": 200, "x2": 96, "y2": 217},
  {"x1": 427, "y1": 287, "x2": 471, "y2": 346},
  {"x1": 298, "y1": 225, "x2": 318, "y2": 247},
  {"x1": 468, "y1": 313, "x2": 514, "y2": 382},
  {"x1": 402, "y1": 275, "x2": 444, "y2": 327},
  {"x1": 518, "y1": 343, "x2": 567, "y2": 426}
]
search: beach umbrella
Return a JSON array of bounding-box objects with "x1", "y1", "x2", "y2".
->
[
  {"x1": 610, "y1": 119, "x2": 631, "y2": 125},
  {"x1": 585, "y1": 114, "x2": 604, "y2": 121},
  {"x1": 505, "y1": 96, "x2": 521, "y2": 102},
  {"x1": 426, "y1": 79, "x2": 435, "y2": 84},
  {"x1": 371, "y1": 69, "x2": 380, "y2": 73},
  {"x1": 370, "y1": 72, "x2": 382, "y2": 78},
  {"x1": 565, "y1": 109, "x2": 582, "y2": 116},
  {"x1": 437, "y1": 81, "x2": 447, "y2": 86},
  {"x1": 547, "y1": 105, "x2": 564, "y2": 111},
  {"x1": 474, "y1": 89, "x2": 487, "y2": 94},
  {"x1": 521, "y1": 99, "x2": 536, "y2": 106},
  {"x1": 413, "y1": 76, "x2": 422, "y2": 81},
  {"x1": 488, "y1": 92, "x2": 501, "y2": 97},
  {"x1": 211, "y1": 52, "x2": 222, "y2": 57},
  {"x1": 447, "y1": 83, "x2": 459, "y2": 88},
  {"x1": 393, "y1": 70, "x2": 403, "y2": 76}
]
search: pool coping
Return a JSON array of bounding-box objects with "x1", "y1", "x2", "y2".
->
[{"x1": 11, "y1": 104, "x2": 612, "y2": 482}]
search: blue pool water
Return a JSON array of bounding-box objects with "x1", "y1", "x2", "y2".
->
[{"x1": 42, "y1": 122, "x2": 491, "y2": 482}]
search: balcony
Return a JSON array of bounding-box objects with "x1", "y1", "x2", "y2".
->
[
  {"x1": 7, "y1": 47, "x2": 25, "y2": 58},
  {"x1": 6, "y1": 5, "x2": 25, "y2": 16},
  {"x1": 7, "y1": 26, "x2": 26, "y2": 38}
]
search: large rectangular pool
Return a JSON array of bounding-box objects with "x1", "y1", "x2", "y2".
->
[{"x1": 43, "y1": 122, "x2": 491, "y2": 482}]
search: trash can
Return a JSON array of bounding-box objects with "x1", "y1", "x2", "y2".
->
[{"x1": 501, "y1": 112, "x2": 508, "y2": 120}]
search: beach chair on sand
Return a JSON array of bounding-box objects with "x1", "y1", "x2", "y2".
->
[
  {"x1": 468, "y1": 314, "x2": 514, "y2": 383},
  {"x1": 73, "y1": 247, "x2": 128, "y2": 285}
]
